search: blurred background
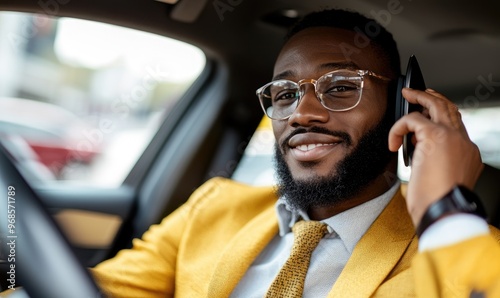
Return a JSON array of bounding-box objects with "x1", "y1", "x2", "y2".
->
[{"x1": 0, "y1": 12, "x2": 205, "y2": 187}]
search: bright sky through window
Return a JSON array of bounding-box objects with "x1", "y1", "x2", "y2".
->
[{"x1": 54, "y1": 18, "x2": 205, "y2": 83}]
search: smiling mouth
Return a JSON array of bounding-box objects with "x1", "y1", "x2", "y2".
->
[
  {"x1": 294, "y1": 143, "x2": 333, "y2": 152},
  {"x1": 289, "y1": 141, "x2": 341, "y2": 162},
  {"x1": 283, "y1": 129, "x2": 351, "y2": 162}
]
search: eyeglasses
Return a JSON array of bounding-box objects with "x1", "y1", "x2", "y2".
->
[{"x1": 256, "y1": 69, "x2": 391, "y2": 120}]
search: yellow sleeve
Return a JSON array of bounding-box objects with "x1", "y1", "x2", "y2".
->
[
  {"x1": 412, "y1": 233, "x2": 500, "y2": 297},
  {"x1": 89, "y1": 204, "x2": 188, "y2": 297}
]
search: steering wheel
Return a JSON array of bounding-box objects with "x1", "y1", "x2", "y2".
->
[{"x1": 0, "y1": 142, "x2": 102, "y2": 298}]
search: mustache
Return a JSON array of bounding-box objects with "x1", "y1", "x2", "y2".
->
[{"x1": 280, "y1": 126, "x2": 352, "y2": 153}]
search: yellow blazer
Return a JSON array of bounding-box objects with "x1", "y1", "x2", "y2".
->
[{"x1": 92, "y1": 178, "x2": 500, "y2": 297}]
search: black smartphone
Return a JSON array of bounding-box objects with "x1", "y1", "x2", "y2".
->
[{"x1": 394, "y1": 55, "x2": 425, "y2": 166}]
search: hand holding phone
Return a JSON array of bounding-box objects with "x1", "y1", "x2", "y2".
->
[{"x1": 394, "y1": 55, "x2": 425, "y2": 166}]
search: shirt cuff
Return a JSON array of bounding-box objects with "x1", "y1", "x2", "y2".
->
[{"x1": 418, "y1": 213, "x2": 489, "y2": 252}]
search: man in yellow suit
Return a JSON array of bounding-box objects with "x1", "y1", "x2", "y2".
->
[{"x1": 91, "y1": 9, "x2": 500, "y2": 297}]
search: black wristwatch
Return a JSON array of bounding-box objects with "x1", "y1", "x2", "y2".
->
[{"x1": 416, "y1": 185, "x2": 487, "y2": 237}]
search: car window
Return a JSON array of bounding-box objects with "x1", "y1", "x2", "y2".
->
[
  {"x1": 232, "y1": 117, "x2": 276, "y2": 186},
  {"x1": 0, "y1": 12, "x2": 205, "y2": 187},
  {"x1": 461, "y1": 107, "x2": 500, "y2": 168},
  {"x1": 233, "y1": 107, "x2": 500, "y2": 186}
]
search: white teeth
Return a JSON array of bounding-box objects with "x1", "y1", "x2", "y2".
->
[{"x1": 296, "y1": 144, "x2": 328, "y2": 151}]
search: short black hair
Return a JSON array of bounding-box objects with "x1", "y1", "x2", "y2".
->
[{"x1": 285, "y1": 9, "x2": 401, "y2": 78}]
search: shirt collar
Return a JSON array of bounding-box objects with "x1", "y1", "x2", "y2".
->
[{"x1": 275, "y1": 181, "x2": 401, "y2": 253}]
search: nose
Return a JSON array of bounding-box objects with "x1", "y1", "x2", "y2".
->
[{"x1": 287, "y1": 83, "x2": 329, "y2": 127}]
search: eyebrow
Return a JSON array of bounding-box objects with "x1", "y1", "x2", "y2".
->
[{"x1": 272, "y1": 61, "x2": 362, "y2": 81}]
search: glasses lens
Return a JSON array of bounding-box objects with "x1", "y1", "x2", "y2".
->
[
  {"x1": 317, "y1": 71, "x2": 363, "y2": 111},
  {"x1": 259, "y1": 80, "x2": 299, "y2": 119}
]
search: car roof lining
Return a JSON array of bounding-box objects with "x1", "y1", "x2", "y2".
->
[{"x1": 170, "y1": 0, "x2": 209, "y2": 23}]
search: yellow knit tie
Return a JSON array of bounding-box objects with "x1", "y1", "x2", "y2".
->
[{"x1": 265, "y1": 220, "x2": 328, "y2": 298}]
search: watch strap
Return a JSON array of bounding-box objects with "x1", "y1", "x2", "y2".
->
[{"x1": 416, "y1": 185, "x2": 486, "y2": 237}]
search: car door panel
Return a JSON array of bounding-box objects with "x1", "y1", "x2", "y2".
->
[{"x1": 35, "y1": 186, "x2": 136, "y2": 266}]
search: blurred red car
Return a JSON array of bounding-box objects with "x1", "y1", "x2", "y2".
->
[{"x1": 0, "y1": 97, "x2": 100, "y2": 176}]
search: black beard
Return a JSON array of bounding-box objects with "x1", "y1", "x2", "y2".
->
[{"x1": 274, "y1": 114, "x2": 395, "y2": 212}]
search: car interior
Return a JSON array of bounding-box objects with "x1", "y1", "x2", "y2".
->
[{"x1": 0, "y1": 0, "x2": 500, "y2": 296}]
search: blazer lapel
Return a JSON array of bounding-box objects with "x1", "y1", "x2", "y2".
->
[
  {"x1": 327, "y1": 190, "x2": 416, "y2": 298},
  {"x1": 207, "y1": 206, "x2": 279, "y2": 297}
]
